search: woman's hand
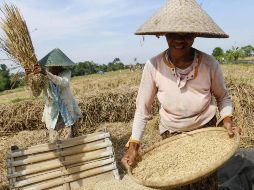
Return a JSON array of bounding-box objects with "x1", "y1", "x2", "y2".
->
[
  {"x1": 33, "y1": 64, "x2": 46, "y2": 75},
  {"x1": 25, "y1": 68, "x2": 32, "y2": 75},
  {"x1": 223, "y1": 117, "x2": 241, "y2": 137},
  {"x1": 121, "y1": 142, "x2": 139, "y2": 169}
]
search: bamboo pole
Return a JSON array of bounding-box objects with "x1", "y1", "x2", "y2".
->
[
  {"x1": 23, "y1": 164, "x2": 117, "y2": 190},
  {"x1": 8, "y1": 132, "x2": 110, "y2": 158},
  {"x1": 105, "y1": 137, "x2": 120, "y2": 180},
  {"x1": 14, "y1": 157, "x2": 115, "y2": 187},
  {"x1": 63, "y1": 183, "x2": 71, "y2": 190},
  {"x1": 17, "y1": 157, "x2": 104, "y2": 180},
  {"x1": 17, "y1": 168, "x2": 61, "y2": 181},
  {"x1": 17, "y1": 157, "x2": 110, "y2": 181},
  {"x1": 9, "y1": 140, "x2": 112, "y2": 167},
  {"x1": 7, "y1": 153, "x2": 15, "y2": 188},
  {"x1": 8, "y1": 147, "x2": 113, "y2": 178}
]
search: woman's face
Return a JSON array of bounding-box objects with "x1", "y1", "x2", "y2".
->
[
  {"x1": 166, "y1": 33, "x2": 196, "y2": 57},
  {"x1": 48, "y1": 66, "x2": 64, "y2": 75}
]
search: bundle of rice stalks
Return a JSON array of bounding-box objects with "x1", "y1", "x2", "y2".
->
[
  {"x1": 27, "y1": 73, "x2": 47, "y2": 97},
  {"x1": 0, "y1": 3, "x2": 47, "y2": 97}
]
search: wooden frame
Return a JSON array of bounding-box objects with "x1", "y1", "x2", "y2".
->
[{"x1": 7, "y1": 128, "x2": 120, "y2": 189}]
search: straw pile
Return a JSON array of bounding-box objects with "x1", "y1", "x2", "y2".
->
[
  {"x1": 0, "y1": 87, "x2": 160, "y2": 133},
  {"x1": 131, "y1": 128, "x2": 238, "y2": 187},
  {"x1": 0, "y1": 76, "x2": 254, "y2": 148},
  {"x1": 0, "y1": 76, "x2": 253, "y2": 148},
  {"x1": 0, "y1": 3, "x2": 46, "y2": 97},
  {"x1": 225, "y1": 77, "x2": 254, "y2": 148},
  {"x1": 0, "y1": 99, "x2": 44, "y2": 132}
]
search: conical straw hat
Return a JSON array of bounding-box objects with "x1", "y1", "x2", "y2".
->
[
  {"x1": 39, "y1": 48, "x2": 75, "y2": 67},
  {"x1": 135, "y1": 0, "x2": 229, "y2": 38}
]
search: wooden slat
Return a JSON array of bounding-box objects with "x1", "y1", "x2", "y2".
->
[
  {"x1": 9, "y1": 140, "x2": 112, "y2": 167},
  {"x1": 23, "y1": 164, "x2": 117, "y2": 190},
  {"x1": 8, "y1": 147, "x2": 113, "y2": 178},
  {"x1": 16, "y1": 157, "x2": 111, "y2": 181},
  {"x1": 14, "y1": 157, "x2": 115, "y2": 187},
  {"x1": 8, "y1": 132, "x2": 110, "y2": 158},
  {"x1": 105, "y1": 137, "x2": 120, "y2": 180},
  {"x1": 28, "y1": 171, "x2": 114, "y2": 190}
]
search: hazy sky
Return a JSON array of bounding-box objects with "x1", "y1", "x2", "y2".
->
[{"x1": 0, "y1": 0, "x2": 253, "y2": 67}]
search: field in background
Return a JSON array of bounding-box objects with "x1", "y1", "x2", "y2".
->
[
  {"x1": 0, "y1": 64, "x2": 253, "y2": 104},
  {"x1": 0, "y1": 64, "x2": 254, "y2": 188},
  {"x1": 0, "y1": 69, "x2": 142, "y2": 104},
  {"x1": 222, "y1": 64, "x2": 254, "y2": 84}
]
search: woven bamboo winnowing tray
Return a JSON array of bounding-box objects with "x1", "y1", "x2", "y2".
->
[
  {"x1": 7, "y1": 128, "x2": 120, "y2": 190},
  {"x1": 129, "y1": 127, "x2": 240, "y2": 189}
]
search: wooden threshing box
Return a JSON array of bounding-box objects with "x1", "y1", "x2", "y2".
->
[{"x1": 7, "y1": 128, "x2": 120, "y2": 189}]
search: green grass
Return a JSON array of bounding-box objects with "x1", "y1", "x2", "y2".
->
[
  {"x1": 10, "y1": 97, "x2": 34, "y2": 103},
  {"x1": 0, "y1": 86, "x2": 26, "y2": 96}
]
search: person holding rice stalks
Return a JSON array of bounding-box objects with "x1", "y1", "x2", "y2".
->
[
  {"x1": 122, "y1": 0, "x2": 241, "y2": 189},
  {"x1": 0, "y1": 4, "x2": 81, "y2": 142},
  {"x1": 31, "y1": 48, "x2": 82, "y2": 142}
]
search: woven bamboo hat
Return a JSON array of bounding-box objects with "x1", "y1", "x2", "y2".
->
[
  {"x1": 39, "y1": 48, "x2": 75, "y2": 67},
  {"x1": 135, "y1": 0, "x2": 229, "y2": 38}
]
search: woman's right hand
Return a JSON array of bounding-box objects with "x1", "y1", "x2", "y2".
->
[
  {"x1": 25, "y1": 68, "x2": 32, "y2": 75},
  {"x1": 121, "y1": 142, "x2": 139, "y2": 169},
  {"x1": 33, "y1": 64, "x2": 46, "y2": 75}
]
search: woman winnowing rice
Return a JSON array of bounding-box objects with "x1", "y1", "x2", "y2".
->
[{"x1": 121, "y1": 0, "x2": 241, "y2": 189}]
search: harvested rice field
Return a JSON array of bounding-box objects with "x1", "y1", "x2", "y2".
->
[{"x1": 1, "y1": 65, "x2": 254, "y2": 189}]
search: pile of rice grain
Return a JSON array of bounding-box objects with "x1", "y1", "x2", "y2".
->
[
  {"x1": 132, "y1": 130, "x2": 237, "y2": 183},
  {"x1": 91, "y1": 175, "x2": 155, "y2": 190}
]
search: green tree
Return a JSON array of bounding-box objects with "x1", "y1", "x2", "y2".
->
[
  {"x1": 71, "y1": 61, "x2": 97, "y2": 76},
  {"x1": 224, "y1": 46, "x2": 245, "y2": 62},
  {"x1": 212, "y1": 47, "x2": 224, "y2": 62},
  {"x1": 0, "y1": 64, "x2": 11, "y2": 91},
  {"x1": 70, "y1": 58, "x2": 127, "y2": 77},
  {"x1": 107, "y1": 58, "x2": 124, "y2": 72},
  {"x1": 241, "y1": 45, "x2": 254, "y2": 57},
  {"x1": 113, "y1": 58, "x2": 120, "y2": 63},
  {"x1": 98, "y1": 64, "x2": 108, "y2": 72}
]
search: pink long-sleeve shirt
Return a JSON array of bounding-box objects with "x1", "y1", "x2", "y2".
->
[{"x1": 131, "y1": 49, "x2": 232, "y2": 142}]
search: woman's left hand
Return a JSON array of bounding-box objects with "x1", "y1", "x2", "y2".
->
[{"x1": 223, "y1": 117, "x2": 241, "y2": 137}]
